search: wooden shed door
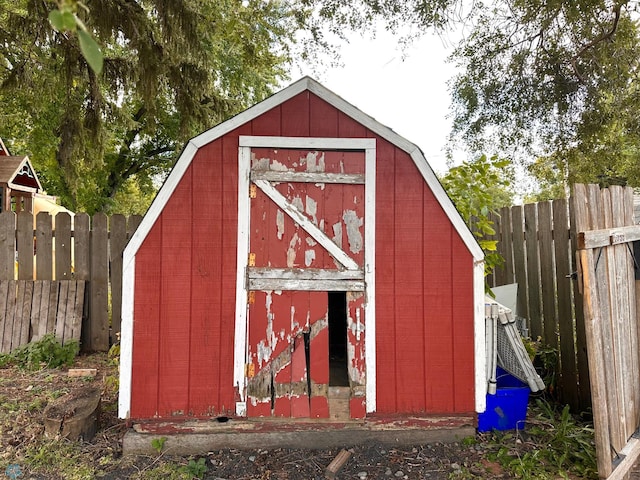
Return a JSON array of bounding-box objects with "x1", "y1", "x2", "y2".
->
[{"x1": 244, "y1": 146, "x2": 367, "y2": 419}]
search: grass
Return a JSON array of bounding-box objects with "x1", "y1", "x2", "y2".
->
[{"x1": 0, "y1": 336, "x2": 600, "y2": 479}]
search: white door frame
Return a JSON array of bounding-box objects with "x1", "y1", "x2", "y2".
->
[{"x1": 233, "y1": 136, "x2": 377, "y2": 415}]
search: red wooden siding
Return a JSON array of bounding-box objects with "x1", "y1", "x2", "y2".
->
[{"x1": 130, "y1": 90, "x2": 475, "y2": 419}]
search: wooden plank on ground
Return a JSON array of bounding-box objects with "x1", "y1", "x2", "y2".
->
[
  {"x1": 553, "y1": 198, "x2": 579, "y2": 410},
  {"x1": 325, "y1": 449, "x2": 352, "y2": 479},
  {"x1": 36, "y1": 212, "x2": 53, "y2": 280},
  {"x1": 524, "y1": 203, "x2": 542, "y2": 340},
  {"x1": 0, "y1": 212, "x2": 15, "y2": 280},
  {"x1": 16, "y1": 212, "x2": 33, "y2": 280},
  {"x1": 55, "y1": 212, "x2": 72, "y2": 280}
]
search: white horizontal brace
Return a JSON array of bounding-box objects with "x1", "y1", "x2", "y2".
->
[
  {"x1": 248, "y1": 267, "x2": 364, "y2": 280},
  {"x1": 239, "y1": 136, "x2": 375, "y2": 150},
  {"x1": 251, "y1": 171, "x2": 365, "y2": 184},
  {"x1": 248, "y1": 278, "x2": 365, "y2": 291},
  {"x1": 253, "y1": 179, "x2": 360, "y2": 271}
]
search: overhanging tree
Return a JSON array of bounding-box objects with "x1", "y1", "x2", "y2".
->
[
  {"x1": 0, "y1": 0, "x2": 324, "y2": 213},
  {"x1": 447, "y1": 1, "x2": 640, "y2": 193}
]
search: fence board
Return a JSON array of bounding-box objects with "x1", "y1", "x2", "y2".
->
[
  {"x1": 624, "y1": 187, "x2": 640, "y2": 431},
  {"x1": 511, "y1": 206, "x2": 528, "y2": 321},
  {"x1": 569, "y1": 196, "x2": 591, "y2": 410},
  {"x1": 0, "y1": 212, "x2": 15, "y2": 280},
  {"x1": 16, "y1": 280, "x2": 32, "y2": 348},
  {"x1": 110, "y1": 214, "x2": 127, "y2": 342},
  {"x1": 486, "y1": 211, "x2": 499, "y2": 288},
  {"x1": 523, "y1": 203, "x2": 543, "y2": 340},
  {"x1": 499, "y1": 206, "x2": 515, "y2": 285},
  {"x1": 575, "y1": 183, "x2": 640, "y2": 478},
  {"x1": 1, "y1": 280, "x2": 17, "y2": 352},
  {"x1": 74, "y1": 213, "x2": 90, "y2": 280},
  {"x1": 46, "y1": 281, "x2": 58, "y2": 338},
  {"x1": 16, "y1": 212, "x2": 33, "y2": 280},
  {"x1": 55, "y1": 212, "x2": 72, "y2": 280},
  {"x1": 538, "y1": 201, "x2": 558, "y2": 350},
  {"x1": 36, "y1": 213, "x2": 53, "y2": 280},
  {"x1": 552, "y1": 199, "x2": 578, "y2": 409},
  {"x1": 88, "y1": 213, "x2": 109, "y2": 351}
]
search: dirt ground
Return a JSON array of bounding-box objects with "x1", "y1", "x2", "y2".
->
[{"x1": 0, "y1": 352, "x2": 603, "y2": 479}]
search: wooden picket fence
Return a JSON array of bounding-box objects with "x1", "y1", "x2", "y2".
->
[
  {"x1": 487, "y1": 186, "x2": 640, "y2": 416},
  {"x1": 573, "y1": 184, "x2": 640, "y2": 478},
  {"x1": 486, "y1": 197, "x2": 591, "y2": 411},
  {"x1": 0, "y1": 211, "x2": 141, "y2": 352}
]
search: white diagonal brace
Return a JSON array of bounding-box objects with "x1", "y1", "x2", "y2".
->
[{"x1": 253, "y1": 179, "x2": 360, "y2": 271}]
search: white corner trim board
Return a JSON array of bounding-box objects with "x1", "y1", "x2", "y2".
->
[
  {"x1": 118, "y1": 257, "x2": 135, "y2": 418},
  {"x1": 474, "y1": 259, "x2": 487, "y2": 413}
]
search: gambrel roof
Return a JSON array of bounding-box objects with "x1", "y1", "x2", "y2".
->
[{"x1": 126, "y1": 76, "x2": 483, "y2": 264}]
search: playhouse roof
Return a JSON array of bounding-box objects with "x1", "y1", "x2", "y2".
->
[
  {"x1": 125, "y1": 76, "x2": 483, "y2": 264},
  {"x1": 0, "y1": 155, "x2": 43, "y2": 193}
]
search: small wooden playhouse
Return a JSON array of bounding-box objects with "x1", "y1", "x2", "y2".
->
[{"x1": 119, "y1": 77, "x2": 486, "y2": 423}]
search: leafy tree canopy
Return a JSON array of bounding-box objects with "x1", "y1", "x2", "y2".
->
[
  {"x1": 439, "y1": 154, "x2": 513, "y2": 280},
  {"x1": 1, "y1": 0, "x2": 332, "y2": 214},
  {"x1": 447, "y1": 1, "x2": 640, "y2": 195},
  {"x1": 311, "y1": 1, "x2": 640, "y2": 196}
]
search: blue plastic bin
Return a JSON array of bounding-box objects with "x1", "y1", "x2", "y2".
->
[{"x1": 478, "y1": 368, "x2": 530, "y2": 432}]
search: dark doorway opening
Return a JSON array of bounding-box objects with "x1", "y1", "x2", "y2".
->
[{"x1": 328, "y1": 291, "x2": 349, "y2": 386}]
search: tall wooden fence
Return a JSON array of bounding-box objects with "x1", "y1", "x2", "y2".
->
[
  {"x1": 573, "y1": 184, "x2": 640, "y2": 478},
  {"x1": 486, "y1": 197, "x2": 592, "y2": 411},
  {"x1": 0, "y1": 211, "x2": 141, "y2": 351}
]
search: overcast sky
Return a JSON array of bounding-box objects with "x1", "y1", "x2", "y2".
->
[{"x1": 296, "y1": 29, "x2": 461, "y2": 174}]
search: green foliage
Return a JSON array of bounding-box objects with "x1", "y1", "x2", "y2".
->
[
  {"x1": 151, "y1": 437, "x2": 167, "y2": 454},
  {"x1": 25, "y1": 440, "x2": 96, "y2": 479},
  {"x1": 0, "y1": 334, "x2": 78, "y2": 370},
  {"x1": 1, "y1": 0, "x2": 326, "y2": 214},
  {"x1": 485, "y1": 400, "x2": 596, "y2": 479},
  {"x1": 103, "y1": 341, "x2": 120, "y2": 395},
  {"x1": 440, "y1": 154, "x2": 514, "y2": 281},
  {"x1": 179, "y1": 458, "x2": 208, "y2": 479},
  {"x1": 48, "y1": 1, "x2": 103, "y2": 74}
]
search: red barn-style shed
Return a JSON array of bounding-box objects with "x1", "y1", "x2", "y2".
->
[{"x1": 119, "y1": 77, "x2": 486, "y2": 423}]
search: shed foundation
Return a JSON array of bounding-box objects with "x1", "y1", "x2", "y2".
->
[{"x1": 123, "y1": 415, "x2": 475, "y2": 455}]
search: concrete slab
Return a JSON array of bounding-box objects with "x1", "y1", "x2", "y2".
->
[{"x1": 123, "y1": 415, "x2": 476, "y2": 455}]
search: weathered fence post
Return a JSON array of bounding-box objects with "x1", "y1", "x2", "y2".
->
[
  {"x1": 0, "y1": 211, "x2": 15, "y2": 280},
  {"x1": 88, "y1": 213, "x2": 109, "y2": 351}
]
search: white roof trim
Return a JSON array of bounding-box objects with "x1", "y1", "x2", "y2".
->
[{"x1": 124, "y1": 76, "x2": 482, "y2": 263}]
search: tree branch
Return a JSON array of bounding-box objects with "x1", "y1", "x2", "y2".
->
[{"x1": 570, "y1": 3, "x2": 623, "y2": 83}]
